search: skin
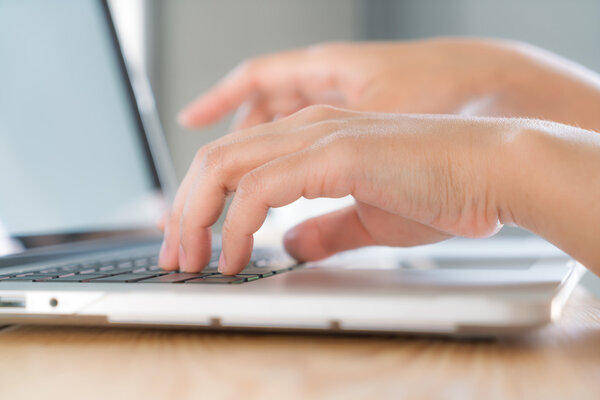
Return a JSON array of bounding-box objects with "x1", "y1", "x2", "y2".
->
[{"x1": 158, "y1": 38, "x2": 600, "y2": 276}]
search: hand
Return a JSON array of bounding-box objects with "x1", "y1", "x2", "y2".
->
[
  {"x1": 159, "y1": 105, "x2": 524, "y2": 274},
  {"x1": 177, "y1": 39, "x2": 600, "y2": 132}
]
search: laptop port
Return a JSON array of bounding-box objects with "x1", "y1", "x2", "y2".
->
[{"x1": 0, "y1": 296, "x2": 26, "y2": 308}]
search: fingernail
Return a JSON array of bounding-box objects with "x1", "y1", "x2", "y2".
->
[
  {"x1": 217, "y1": 251, "x2": 226, "y2": 274},
  {"x1": 158, "y1": 240, "x2": 167, "y2": 265},
  {"x1": 179, "y1": 244, "x2": 188, "y2": 272}
]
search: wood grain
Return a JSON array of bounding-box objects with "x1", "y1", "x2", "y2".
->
[{"x1": 0, "y1": 288, "x2": 598, "y2": 400}]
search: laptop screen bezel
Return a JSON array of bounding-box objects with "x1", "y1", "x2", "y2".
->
[{"x1": 5, "y1": 0, "x2": 170, "y2": 252}]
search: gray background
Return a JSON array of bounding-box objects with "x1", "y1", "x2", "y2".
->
[{"x1": 140, "y1": 0, "x2": 600, "y2": 294}]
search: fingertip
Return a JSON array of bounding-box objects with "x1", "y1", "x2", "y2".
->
[
  {"x1": 177, "y1": 98, "x2": 210, "y2": 129},
  {"x1": 284, "y1": 207, "x2": 375, "y2": 262},
  {"x1": 158, "y1": 238, "x2": 179, "y2": 271},
  {"x1": 219, "y1": 235, "x2": 253, "y2": 275},
  {"x1": 180, "y1": 227, "x2": 213, "y2": 273},
  {"x1": 282, "y1": 226, "x2": 302, "y2": 259},
  {"x1": 283, "y1": 223, "x2": 326, "y2": 262}
]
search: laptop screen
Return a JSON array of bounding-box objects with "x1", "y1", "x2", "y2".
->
[{"x1": 0, "y1": 0, "x2": 162, "y2": 243}]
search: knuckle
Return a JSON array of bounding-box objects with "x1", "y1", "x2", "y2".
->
[
  {"x1": 296, "y1": 104, "x2": 339, "y2": 121},
  {"x1": 203, "y1": 146, "x2": 226, "y2": 171},
  {"x1": 310, "y1": 119, "x2": 346, "y2": 134},
  {"x1": 237, "y1": 172, "x2": 263, "y2": 199},
  {"x1": 193, "y1": 145, "x2": 211, "y2": 164},
  {"x1": 321, "y1": 130, "x2": 354, "y2": 150}
]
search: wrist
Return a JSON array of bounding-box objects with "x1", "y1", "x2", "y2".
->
[
  {"x1": 497, "y1": 123, "x2": 600, "y2": 271},
  {"x1": 496, "y1": 127, "x2": 545, "y2": 230}
]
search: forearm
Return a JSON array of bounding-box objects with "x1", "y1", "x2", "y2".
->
[
  {"x1": 472, "y1": 40, "x2": 600, "y2": 132},
  {"x1": 502, "y1": 122, "x2": 600, "y2": 274}
]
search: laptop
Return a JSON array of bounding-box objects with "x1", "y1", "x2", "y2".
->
[{"x1": 0, "y1": 0, "x2": 584, "y2": 336}]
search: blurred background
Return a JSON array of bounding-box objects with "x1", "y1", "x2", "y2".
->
[{"x1": 109, "y1": 0, "x2": 600, "y2": 294}]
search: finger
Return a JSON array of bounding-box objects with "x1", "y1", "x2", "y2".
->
[
  {"x1": 283, "y1": 205, "x2": 376, "y2": 261},
  {"x1": 232, "y1": 95, "x2": 310, "y2": 131},
  {"x1": 156, "y1": 211, "x2": 168, "y2": 232},
  {"x1": 167, "y1": 105, "x2": 349, "y2": 271},
  {"x1": 219, "y1": 142, "x2": 354, "y2": 275},
  {"x1": 355, "y1": 202, "x2": 452, "y2": 247},
  {"x1": 177, "y1": 49, "x2": 340, "y2": 129},
  {"x1": 160, "y1": 111, "x2": 303, "y2": 270},
  {"x1": 229, "y1": 98, "x2": 272, "y2": 132},
  {"x1": 179, "y1": 119, "x2": 337, "y2": 272},
  {"x1": 159, "y1": 152, "x2": 215, "y2": 270}
]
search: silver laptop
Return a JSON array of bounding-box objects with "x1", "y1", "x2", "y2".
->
[{"x1": 0, "y1": 0, "x2": 584, "y2": 336}]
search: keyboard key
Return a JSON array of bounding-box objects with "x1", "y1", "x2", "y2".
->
[
  {"x1": 79, "y1": 268, "x2": 97, "y2": 274},
  {"x1": 117, "y1": 261, "x2": 133, "y2": 269},
  {"x1": 238, "y1": 267, "x2": 275, "y2": 277},
  {"x1": 12, "y1": 247, "x2": 296, "y2": 285},
  {"x1": 49, "y1": 274, "x2": 112, "y2": 282},
  {"x1": 89, "y1": 273, "x2": 164, "y2": 283},
  {"x1": 105, "y1": 267, "x2": 137, "y2": 275},
  {"x1": 133, "y1": 259, "x2": 148, "y2": 267},
  {"x1": 185, "y1": 274, "x2": 260, "y2": 283},
  {"x1": 184, "y1": 276, "x2": 246, "y2": 284},
  {"x1": 139, "y1": 273, "x2": 211, "y2": 283},
  {"x1": 9, "y1": 274, "x2": 59, "y2": 282}
]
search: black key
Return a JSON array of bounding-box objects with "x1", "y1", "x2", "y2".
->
[
  {"x1": 9, "y1": 275, "x2": 58, "y2": 282},
  {"x1": 99, "y1": 264, "x2": 116, "y2": 272},
  {"x1": 49, "y1": 274, "x2": 112, "y2": 282},
  {"x1": 133, "y1": 259, "x2": 148, "y2": 267},
  {"x1": 238, "y1": 267, "x2": 275, "y2": 277},
  {"x1": 104, "y1": 267, "x2": 136, "y2": 275},
  {"x1": 117, "y1": 261, "x2": 133, "y2": 269},
  {"x1": 145, "y1": 265, "x2": 161, "y2": 272},
  {"x1": 216, "y1": 273, "x2": 261, "y2": 281},
  {"x1": 185, "y1": 275, "x2": 249, "y2": 284},
  {"x1": 139, "y1": 273, "x2": 210, "y2": 283},
  {"x1": 79, "y1": 268, "x2": 97, "y2": 274},
  {"x1": 14, "y1": 273, "x2": 61, "y2": 279},
  {"x1": 89, "y1": 273, "x2": 163, "y2": 283}
]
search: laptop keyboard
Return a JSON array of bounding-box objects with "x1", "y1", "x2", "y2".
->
[{"x1": 0, "y1": 248, "x2": 300, "y2": 285}]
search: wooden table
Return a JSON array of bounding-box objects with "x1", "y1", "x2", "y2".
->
[{"x1": 0, "y1": 288, "x2": 598, "y2": 400}]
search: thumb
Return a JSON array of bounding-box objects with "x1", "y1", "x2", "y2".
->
[{"x1": 283, "y1": 205, "x2": 375, "y2": 261}]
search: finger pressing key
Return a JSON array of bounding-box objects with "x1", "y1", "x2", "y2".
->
[{"x1": 218, "y1": 144, "x2": 354, "y2": 275}]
